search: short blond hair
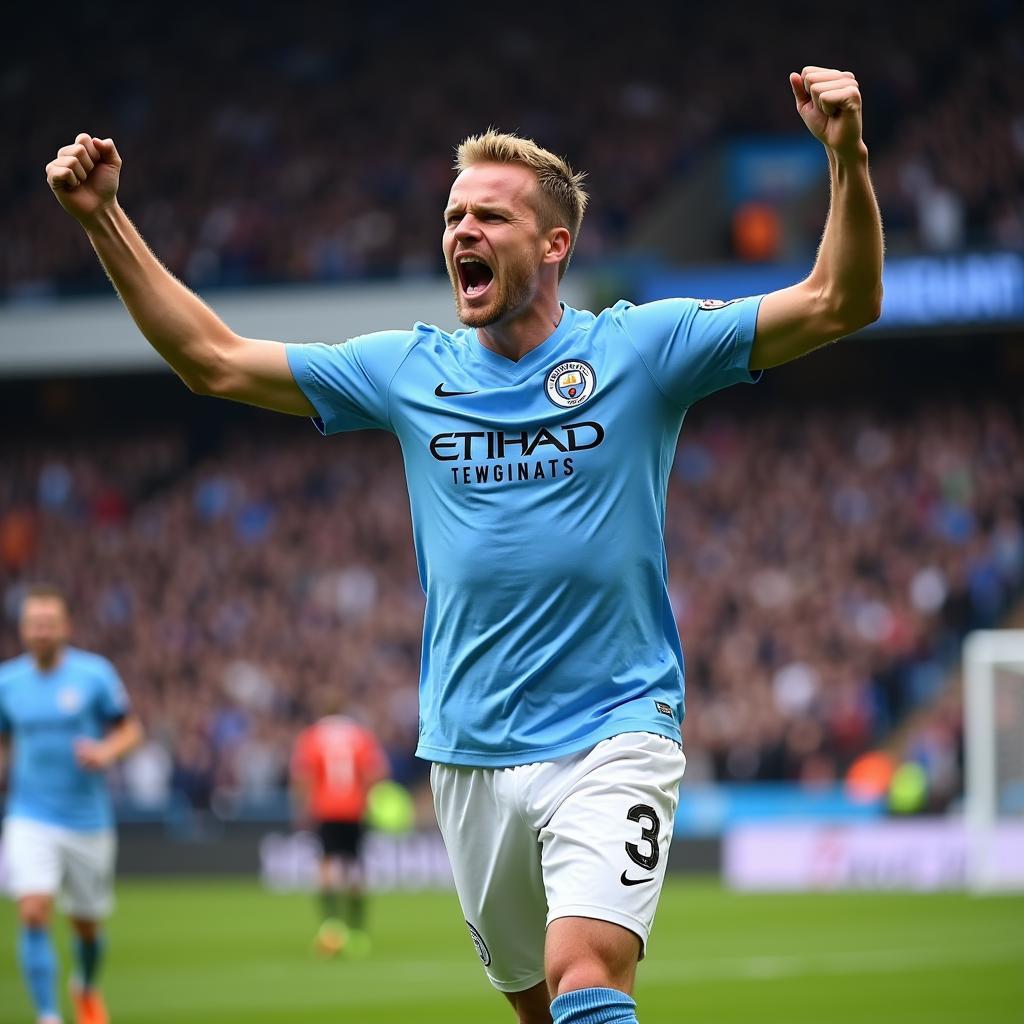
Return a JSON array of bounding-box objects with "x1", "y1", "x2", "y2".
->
[{"x1": 455, "y1": 130, "x2": 588, "y2": 280}]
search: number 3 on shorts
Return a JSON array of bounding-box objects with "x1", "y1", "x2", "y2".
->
[{"x1": 625, "y1": 803, "x2": 661, "y2": 870}]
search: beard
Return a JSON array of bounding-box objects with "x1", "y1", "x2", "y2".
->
[
  {"x1": 448, "y1": 247, "x2": 539, "y2": 329},
  {"x1": 27, "y1": 638, "x2": 64, "y2": 667}
]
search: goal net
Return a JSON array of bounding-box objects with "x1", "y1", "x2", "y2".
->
[{"x1": 963, "y1": 629, "x2": 1024, "y2": 892}]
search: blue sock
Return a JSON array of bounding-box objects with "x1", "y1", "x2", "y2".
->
[
  {"x1": 74, "y1": 932, "x2": 106, "y2": 990},
  {"x1": 551, "y1": 987, "x2": 639, "y2": 1024},
  {"x1": 17, "y1": 926, "x2": 59, "y2": 1018}
]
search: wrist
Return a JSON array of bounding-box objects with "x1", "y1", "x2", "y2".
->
[
  {"x1": 827, "y1": 141, "x2": 869, "y2": 168},
  {"x1": 80, "y1": 200, "x2": 124, "y2": 236}
]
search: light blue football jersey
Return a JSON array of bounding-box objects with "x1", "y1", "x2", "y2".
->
[
  {"x1": 287, "y1": 296, "x2": 762, "y2": 767},
  {"x1": 0, "y1": 647, "x2": 131, "y2": 830}
]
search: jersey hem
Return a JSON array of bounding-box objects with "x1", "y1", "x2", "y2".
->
[
  {"x1": 732, "y1": 294, "x2": 765, "y2": 377},
  {"x1": 3, "y1": 809, "x2": 115, "y2": 834},
  {"x1": 417, "y1": 719, "x2": 682, "y2": 768},
  {"x1": 285, "y1": 345, "x2": 336, "y2": 435}
]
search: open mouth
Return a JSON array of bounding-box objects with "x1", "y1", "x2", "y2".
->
[{"x1": 456, "y1": 255, "x2": 495, "y2": 299}]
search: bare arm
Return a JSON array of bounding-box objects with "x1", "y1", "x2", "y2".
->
[
  {"x1": 751, "y1": 68, "x2": 884, "y2": 369},
  {"x1": 45, "y1": 134, "x2": 315, "y2": 415},
  {"x1": 75, "y1": 715, "x2": 145, "y2": 772}
]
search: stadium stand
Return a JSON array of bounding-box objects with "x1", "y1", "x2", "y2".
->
[
  {"x1": 2, "y1": 387, "x2": 1021, "y2": 812},
  {"x1": 3, "y1": 1, "x2": 1022, "y2": 298},
  {"x1": 3, "y1": 1, "x2": 1022, "y2": 826}
]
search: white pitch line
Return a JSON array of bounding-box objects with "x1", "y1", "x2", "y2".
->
[{"x1": 639, "y1": 944, "x2": 1023, "y2": 985}]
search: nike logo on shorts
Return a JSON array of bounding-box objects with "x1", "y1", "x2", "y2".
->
[
  {"x1": 620, "y1": 870, "x2": 654, "y2": 886},
  {"x1": 435, "y1": 383, "x2": 478, "y2": 398}
]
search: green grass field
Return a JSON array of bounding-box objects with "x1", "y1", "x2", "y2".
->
[{"x1": 1, "y1": 877, "x2": 1021, "y2": 1023}]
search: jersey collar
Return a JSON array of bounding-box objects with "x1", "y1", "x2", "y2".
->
[{"x1": 468, "y1": 303, "x2": 577, "y2": 380}]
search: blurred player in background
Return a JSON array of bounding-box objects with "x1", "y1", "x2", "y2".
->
[
  {"x1": 0, "y1": 585, "x2": 143, "y2": 1024},
  {"x1": 45, "y1": 65, "x2": 882, "y2": 1024},
  {"x1": 290, "y1": 707, "x2": 389, "y2": 958}
]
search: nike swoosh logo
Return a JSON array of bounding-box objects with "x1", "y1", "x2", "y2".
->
[
  {"x1": 620, "y1": 871, "x2": 654, "y2": 886},
  {"x1": 435, "y1": 383, "x2": 478, "y2": 398}
]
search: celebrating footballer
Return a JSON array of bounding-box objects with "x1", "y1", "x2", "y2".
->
[{"x1": 45, "y1": 66, "x2": 882, "y2": 1024}]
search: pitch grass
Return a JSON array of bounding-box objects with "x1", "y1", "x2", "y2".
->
[{"x1": 1, "y1": 878, "x2": 1021, "y2": 1023}]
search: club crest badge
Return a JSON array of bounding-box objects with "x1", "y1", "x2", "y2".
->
[
  {"x1": 57, "y1": 687, "x2": 82, "y2": 714},
  {"x1": 697, "y1": 298, "x2": 741, "y2": 311},
  {"x1": 466, "y1": 922, "x2": 491, "y2": 965},
  {"x1": 545, "y1": 360, "x2": 596, "y2": 409}
]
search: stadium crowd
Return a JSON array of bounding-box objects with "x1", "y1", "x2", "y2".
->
[
  {"x1": 2, "y1": 398, "x2": 1021, "y2": 815},
  {"x1": 4, "y1": 2, "x2": 1022, "y2": 299}
]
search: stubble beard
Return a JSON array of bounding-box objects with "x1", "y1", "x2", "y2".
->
[
  {"x1": 29, "y1": 639, "x2": 63, "y2": 669},
  {"x1": 449, "y1": 249, "x2": 539, "y2": 329}
]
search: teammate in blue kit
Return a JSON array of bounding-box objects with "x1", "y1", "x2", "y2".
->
[
  {"x1": 46, "y1": 66, "x2": 883, "y2": 1024},
  {"x1": 1, "y1": 585, "x2": 143, "y2": 1024}
]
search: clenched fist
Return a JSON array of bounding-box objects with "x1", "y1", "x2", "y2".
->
[
  {"x1": 45, "y1": 132, "x2": 122, "y2": 225},
  {"x1": 790, "y1": 67, "x2": 865, "y2": 160}
]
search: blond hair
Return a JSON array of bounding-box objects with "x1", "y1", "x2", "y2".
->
[{"x1": 455, "y1": 130, "x2": 588, "y2": 280}]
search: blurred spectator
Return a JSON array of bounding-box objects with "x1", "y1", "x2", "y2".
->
[
  {"x1": 732, "y1": 202, "x2": 782, "y2": 262},
  {"x1": 3, "y1": 3, "x2": 1021, "y2": 299},
  {"x1": 1, "y1": 396, "x2": 1021, "y2": 804},
  {"x1": 122, "y1": 738, "x2": 174, "y2": 810}
]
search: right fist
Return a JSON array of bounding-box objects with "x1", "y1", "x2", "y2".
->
[{"x1": 46, "y1": 133, "x2": 122, "y2": 224}]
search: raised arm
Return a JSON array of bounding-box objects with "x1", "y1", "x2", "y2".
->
[
  {"x1": 45, "y1": 134, "x2": 315, "y2": 415},
  {"x1": 750, "y1": 67, "x2": 884, "y2": 369}
]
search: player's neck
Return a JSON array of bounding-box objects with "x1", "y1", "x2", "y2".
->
[
  {"x1": 31, "y1": 647, "x2": 65, "y2": 673},
  {"x1": 476, "y1": 296, "x2": 564, "y2": 363}
]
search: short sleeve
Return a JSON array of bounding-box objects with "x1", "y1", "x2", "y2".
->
[
  {"x1": 96, "y1": 660, "x2": 131, "y2": 721},
  {"x1": 285, "y1": 331, "x2": 416, "y2": 435},
  {"x1": 617, "y1": 296, "x2": 764, "y2": 408}
]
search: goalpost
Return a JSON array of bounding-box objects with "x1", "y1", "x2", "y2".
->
[{"x1": 963, "y1": 629, "x2": 1024, "y2": 892}]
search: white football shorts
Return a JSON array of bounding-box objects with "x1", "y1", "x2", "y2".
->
[
  {"x1": 1, "y1": 816, "x2": 117, "y2": 919},
  {"x1": 431, "y1": 731, "x2": 686, "y2": 992}
]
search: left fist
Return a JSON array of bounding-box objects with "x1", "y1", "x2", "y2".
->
[{"x1": 790, "y1": 67, "x2": 864, "y2": 159}]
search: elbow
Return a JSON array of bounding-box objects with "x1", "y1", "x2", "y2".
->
[
  {"x1": 177, "y1": 338, "x2": 238, "y2": 397},
  {"x1": 185, "y1": 367, "x2": 232, "y2": 398},
  {"x1": 836, "y1": 286, "x2": 883, "y2": 334},
  {"x1": 865, "y1": 285, "x2": 884, "y2": 325},
  {"x1": 178, "y1": 369, "x2": 210, "y2": 396}
]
